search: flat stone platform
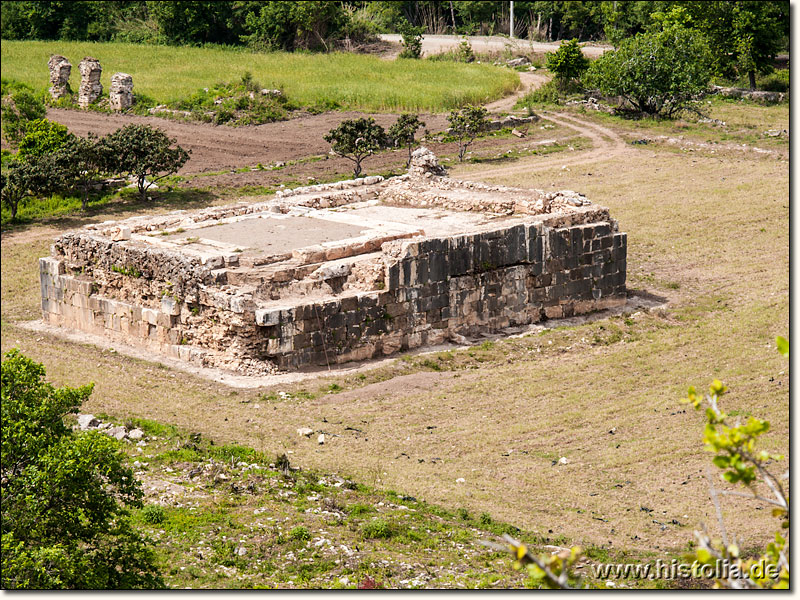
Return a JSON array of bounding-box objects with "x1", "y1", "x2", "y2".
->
[{"x1": 40, "y1": 148, "x2": 627, "y2": 374}]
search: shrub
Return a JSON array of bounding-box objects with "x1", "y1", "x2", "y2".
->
[
  {"x1": 545, "y1": 39, "x2": 589, "y2": 89},
  {"x1": 584, "y1": 24, "x2": 712, "y2": 118},
  {"x1": 1, "y1": 155, "x2": 61, "y2": 220},
  {"x1": 0, "y1": 349, "x2": 163, "y2": 589},
  {"x1": 289, "y1": 526, "x2": 311, "y2": 541},
  {"x1": 17, "y1": 118, "x2": 73, "y2": 161},
  {"x1": 361, "y1": 518, "x2": 394, "y2": 539},
  {"x1": 447, "y1": 105, "x2": 489, "y2": 161},
  {"x1": 100, "y1": 124, "x2": 190, "y2": 200},
  {"x1": 140, "y1": 505, "x2": 166, "y2": 525},
  {"x1": 323, "y1": 117, "x2": 386, "y2": 177},
  {"x1": 243, "y1": 1, "x2": 349, "y2": 52},
  {"x1": 1, "y1": 85, "x2": 46, "y2": 146},
  {"x1": 52, "y1": 133, "x2": 107, "y2": 210},
  {"x1": 397, "y1": 18, "x2": 423, "y2": 59}
]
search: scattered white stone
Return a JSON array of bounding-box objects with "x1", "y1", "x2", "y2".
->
[
  {"x1": 558, "y1": 457, "x2": 569, "y2": 465},
  {"x1": 236, "y1": 546, "x2": 247, "y2": 556},
  {"x1": 128, "y1": 428, "x2": 144, "y2": 440},
  {"x1": 297, "y1": 427, "x2": 314, "y2": 437},
  {"x1": 78, "y1": 414, "x2": 99, "y2": 430},
  {"x1": 317, "y1": 434, "x2": 325, "y2": 445},
  {"x1": 456, "y1": 477, "x2": 466, "y2": 483}
]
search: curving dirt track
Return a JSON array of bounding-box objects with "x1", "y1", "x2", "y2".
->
[
  {"x1": 379, "y1": 34, "x2": 611, "y2": 59},
  {"x1": 456, "y1": 111, "x2": 633, "y2": 181}
]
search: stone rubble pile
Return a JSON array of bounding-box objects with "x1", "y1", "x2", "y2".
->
[
  {"x1": 47, "y1": 55, "x2": 72, "y2": 100},
  {"x1": 77, "y1": 413, "x2": 145, "y2": 443},
  {"x1": 109, "y1": 72, "x2": 134, "y2": 110},
  {"x1": 78, "y1": 57, "x2": 103, "y2": 108}
]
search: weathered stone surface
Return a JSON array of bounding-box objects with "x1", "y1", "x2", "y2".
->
[
  {"x1": 109, "y1": 72, "x2": 133, "y2": 110},
  {"x1": 78, "y1": 57, "x2": 102, "y2": 108},
  {"x1": 39, "y1": 151, "x2": 627, "y2": 375},
  {"x1": 48, "y1": 55, "x2": 72, "y2": 100}
]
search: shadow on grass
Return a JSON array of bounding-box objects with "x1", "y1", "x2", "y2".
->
[{"x1": 1, "y1": 188, "x2": 221, "y2": 236}]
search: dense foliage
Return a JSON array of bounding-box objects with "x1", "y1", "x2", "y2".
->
[
  {"x1": 1, "y1": 349, "x2": 163, "y2": 589},
  {"x1": 545, "y1": 38, "x2": 589, "y2": 88},
  {"x1": 1, "y1": 1, "x2": 788, "y2": 51},
  {"x1": 584, "y1": 24, "x2": 712, "y2": 118},
  {"x1": 0, "y1": 80, "x2": 47, "y2": 146}
]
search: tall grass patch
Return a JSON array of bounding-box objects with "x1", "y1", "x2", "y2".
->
[{"x1": 1, "y1": 41, "x2": 519, "y2": 112}]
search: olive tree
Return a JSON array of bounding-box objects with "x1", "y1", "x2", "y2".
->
[
  {"x1": 101, "y1": 124, "x2": 190, "y2": 200},
  {"x1": 323, "y1": 117, "x2": 387, "y2": 177},
  {"x1": 584, "y1": 24, "x2": 712, "y2": 118},
  {"x1": 1, "y1": 156, "x2": 60, "y2": 220},
  {"x1": 388, "y1": 113, "x2": 425, "y2": 167},
  {"x1": 53, "y1": 133, "x2": 107, "y2": 211},
  {"x1": 1, "y1": 349, "x2": 163, "y2": 589},
  {"x1": 447, "y1": 105, "x2": 489, "y2": 161}
]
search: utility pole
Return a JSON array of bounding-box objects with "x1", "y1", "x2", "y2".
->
[{"x1": 510, "y1": 1, "x2": 514, "y2": 38}]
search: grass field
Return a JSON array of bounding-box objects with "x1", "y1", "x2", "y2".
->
[
  {"x1": 0, "y1": 97, "x2": 788, "y2": 587},
  {"x1": 0, "y1": 41, "x2": 519, "y2": 112}
]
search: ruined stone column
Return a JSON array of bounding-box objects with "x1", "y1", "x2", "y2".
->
[
  {"x1": 408, "y1": 146, "x2": 447, "y2": 178},
  {"x1": 109, "y1": 72, "x2": 133, "y2": 111},
  {"x1": 47, "y1": 55, "x2": 72, "y2": 100},
  {"x1": 78, "y1": 57, "x2": 103, "y2": 108}
]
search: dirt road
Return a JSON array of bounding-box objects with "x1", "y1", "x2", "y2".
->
[
  {"x1": 379, "y1": 33, "x2": 611, "y2": 58},
  {"x1": 455, "y1": 111, "x2": 632, "y2": 181}
]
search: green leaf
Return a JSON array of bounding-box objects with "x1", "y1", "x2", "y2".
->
[{"x1": 776, "y1": 336, "x2": 789, "y2": 357}]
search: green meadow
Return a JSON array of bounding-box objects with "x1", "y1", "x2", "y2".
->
[{"x1": 1, "y1": 40, "x2": 519, "y2": 112}]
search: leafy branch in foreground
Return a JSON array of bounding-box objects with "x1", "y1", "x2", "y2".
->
[{"x1": 680, "y1": 336, "x2": 789, "y2": 589}]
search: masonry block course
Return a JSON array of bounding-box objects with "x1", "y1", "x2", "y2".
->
[{"x1": 40, "y1": 148, "x2": 626, "y2": 375}]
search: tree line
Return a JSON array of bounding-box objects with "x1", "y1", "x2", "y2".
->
[{"x1": 1, "y1": 2, "x2": 789, "y2": 55}]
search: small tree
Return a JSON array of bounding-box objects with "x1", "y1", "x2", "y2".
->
[
  {"x1": 323, "y1": 117, "x2": 387, "y2": 177},
  {"x1": 545, "y1": 38, "x2": 590, "y2": 90},
  {"x1": 584, "y1": 24, "x2": 712, "y2": 118},
  {"x1": 53, "y1": 133, "x2": 107, "y2": 211},
  {"x1": 1, "y1": 88, "x2": 46, "y2": 146},
  {"x1": 101, "y1": 124, "x2": 190, "y2": 201},
  {"x1": 397, "y1": 18, "x2": 423, "y2": 59},
  {"x1": 17, "y1": 118, "x2": 73, "y2": 161},
  {"x1": 1, "y1": 156, "x2": 60, "y2": 221},
  {"x1": 1, "y1": 349, "x2": 163, "y2": 589},
  {"x1": 447, "y1": 105, "x2": 489, "y2": 162},
  {"x1": 388, "y1": 113, "x2": 425, "y2": 167}
]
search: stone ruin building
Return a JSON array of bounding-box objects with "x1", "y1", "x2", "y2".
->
[
  {"x1": 47, "y1": 55, "x2": 71, "y2": 100},
  {"x1": 39, "y1": 149, "x2": 627, "y2": 375},
  {"x1": 78, "y1": 57, "x2": 103, "y2": 108},
  {"x1": 109, "y1": 72, "x2": 134, "y2": 110}
]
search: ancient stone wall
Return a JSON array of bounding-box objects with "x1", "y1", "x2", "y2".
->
[
  {"x1": 78, "y1": 57, "x2": 102, "y2": 108},
  {"x1": 40, "y1": 155, "x2": 627, "y2": 375},
  {"x1": 48, "y1": 55, "x2": 71, "y2": 100},
  {"x1": 109, "y1": 72, "x2": 133, "y2": 110}
]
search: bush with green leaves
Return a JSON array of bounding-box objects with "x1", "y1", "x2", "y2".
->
[
  {"x1": 397, "y1": 18, "x2": 423, "y2": 59},
  {"x1": 446, "y1": 105, "x2": 489, "y2": 161},
  {"x1": 545, "y1": 38, "x2": 589, "y2": 89},
  {"x1": 584, "y1": 24, "x2": 712, "y2": 118},
  {"x1": 243, "y1": 0, "x2": 348, "y2": 51},
  {"x1": 1, "y1": 349, "x2": 163, "y2": 589},
  {"x1": 1, "y1": 82, "x2": 46, "y2": 146},
  {"x1": 100, "y1": 124, "x2": 189, "y2": 200},
  {"x1": 388, "y1": 113, "x2": 425, "y2": 167},
  {"x1": 53, "y1": 133, "x2": 108, "y2": 210},
  {"x1": 17, "y1": 118, "x2": 73, "y2": 161},
  {"x1": 679, "y1": 337, "x2": 789, "y2": 589},
  {"x1": 323, "y1": 117, "x2": 387, "y2": 178},
  {"x1": 1, "y1": 154, "x2": 60, "y2": 220}
]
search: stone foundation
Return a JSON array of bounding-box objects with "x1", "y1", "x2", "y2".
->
[
  {"x1": 78, "y1": 57, "x2": 102, "y2": 108},
  {"x1": 40, "y1": 149, "x2": 626, "y2": 375}
]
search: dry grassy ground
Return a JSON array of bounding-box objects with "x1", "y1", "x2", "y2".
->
[{"x1": 0, "y1": 98, "x2": 788, "y2": 586}]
